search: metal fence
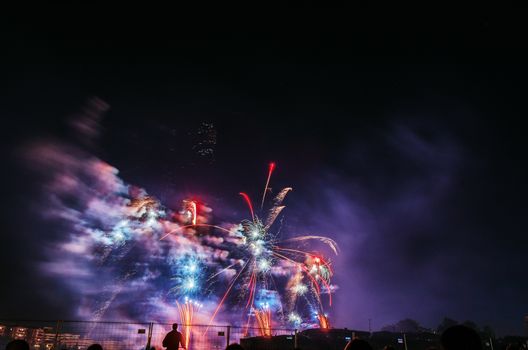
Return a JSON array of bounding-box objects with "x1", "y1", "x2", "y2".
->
[{"x1": 0, "y1": 320, "x2": 297, "y2": 350}]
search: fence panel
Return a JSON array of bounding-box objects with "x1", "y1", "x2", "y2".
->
[
  {"x1": 151, "y1": 323, "x2": 229, "y2": 350},
  {"x1": 234, "y1": 326, "x2": 296, "y2": 350},
  {"x1": 0, "y1": 320, "x2": 296, "y2": 350},
  {"x1": 0, "y1": 320, "x2": 151, "y2": 350},
  {"x1": 57, "y1": 321, "x2": 151, "y2": 350}
]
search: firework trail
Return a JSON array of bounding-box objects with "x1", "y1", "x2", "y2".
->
[
  {"x1": 254, "y1": 304, "x2": 272, "y2": 336},
  {"x1": 177, "y1": 299, "x2": 202, "y2": 349},
  {"x1": 260, "y1": 162, "x2": 276, "y2": 210},
  {"x1": 239, "y1": 192, "x2": 255, "y2": 222},
  {"x1": 318, "y1": 314, "x2": 330, "y2": 329},
  {"x1": 182, "y1": 200, "x2": 198, "y2": 226}
]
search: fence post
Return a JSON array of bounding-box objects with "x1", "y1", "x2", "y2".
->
[
  {"x1": 294, "y1": 329, "x2": 298, "y2": 349},
  {"x1": 145, "y1": 322, "x2": 153, "y2": 350},
  {"x1": 226, "y1": 325, "x2": 231, "y2": 347},
  {"x1": 53, "y1": 320, "x2": 63, "y2": 349}
]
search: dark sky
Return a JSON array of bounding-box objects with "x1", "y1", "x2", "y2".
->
[{"x1": 1, "y1": 11, "x2": 527, "y2": 335}]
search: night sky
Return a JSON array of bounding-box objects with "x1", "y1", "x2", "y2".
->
[{"x1": 1, "y1": 12, "x2": 527, "y2": 336}]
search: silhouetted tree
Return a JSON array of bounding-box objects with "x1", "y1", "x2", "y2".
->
[
  {"x1": 381, "y1": 324, "x2": 397, "y2": 332},
  {"x1": 437, "y1": 317, "x2": 458, "y2": 333},
  {"x1": 381, "y1": 319, "x2": 421, "y2": 333},
  {"x1": 462, "y1": 320, "x2": 478, "y2": 331},
  {"x1": 397, "y1": 319, "x2": 421, "y2": 332},
  {"x1": 481, "y1": 325, "x2": 495, "y2": 339}
]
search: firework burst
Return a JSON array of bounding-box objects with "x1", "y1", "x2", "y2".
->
[{"x1": 166, "y1": 163, "x2": 340, "y2": 332}]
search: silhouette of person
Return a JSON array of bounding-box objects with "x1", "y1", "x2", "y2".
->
[
  {"x1": 162, "y1": 323, "x2": 185, "y2": 350},
  {"x1": 225, "y1": 344, "x2": 244, "y2": 350},
  {"x1": 441, "y1": 325, "x2": 482, "y2": 350},
  {"x1": 87, "y1": 344, "x2": 103, "y2": 350},
  {"x1": 5, "y1": 339, "x2": 29, "y2": 350},
  {"x1": 344, "y1": 339, "x2": 373, "y2": 350}
]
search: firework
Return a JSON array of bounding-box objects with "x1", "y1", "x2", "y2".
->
[
  {"x1": 34, "y1": 127, "x2": 338, "y2": 332},
  {"x1": 288, "y1": 312, "x2": 302, "y2": 327},
  {"x1": 318, "y1": 314, "x2": 330, "y2": 329},
  {"x1": 182, "y1": 200, "x2": 197, "y2": 226},
  {"x1": 260, "y1": 162, "x2": 276, "y2": 210},
  {"x1": 177, "y1": 298, "x2": 202, "y2": 349},
  {"x1": 254, "y1": 304, "x2": 272, "y2": 337},
  {"x1": 239, "y1": 192, "x2": 255, "y2": 221},
  {"x1": 197, "y1": 163, "x2": 338, "y2": 332}
]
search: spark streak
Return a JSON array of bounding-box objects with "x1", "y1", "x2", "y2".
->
[
  {"x1": 177, "y1": 299, "x2": 201, "y2": 349},
  {"x1": 205, "y1": 259, "x2": 250, "y2": 332},
  {"x1": 260, "y1": 162, "x2": 276, "y2": 210},
  {"x1": 318, "y1": 314, "x2": 330, "y2": 329},
  {"x1": 239, "y1": 192, "x2": 255, "y2": 222},
  {"x1": 254, "y1": 305, "x2": 272, "y2": 337},
  {"x1": 281, "y1": 236, "x2": 339, "y2": 255},
  {"x1": 190, "y1": 201, "x2": 197, "y2": 225}
]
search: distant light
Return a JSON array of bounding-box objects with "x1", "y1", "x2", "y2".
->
[
  {"x1": 252, "y1": 240, "x2": 264, "y2": 256},
  {"x1": 258, "y1": 259, "x2": 270, "y2": 271},
  {"x1": 292, "y1": 283, "x2": 308, "y2": 295},
  {"x1": 185, "y1": 278, "x2": 196, "y2": 290},
  {"x1": 114, "y1": 231, "x2": 125, "y2": 241},
  {"x1": 188, "y1": 263, "x2": 197, "y2": 272},
  {"x1": 288, "y1": 312, "x2": 302, "y2": 325}
]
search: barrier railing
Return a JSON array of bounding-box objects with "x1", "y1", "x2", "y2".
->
[{"x1": 0, "y1": 320, "x2": 296, "y2": 350}]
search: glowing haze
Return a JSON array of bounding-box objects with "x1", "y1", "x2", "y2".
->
[
  {"x1": 2, "y1": 94, "x2": 526, "y2": 336},
  {"x1": 21, "y1": 100, "x2": 338, "y2": 331}
]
